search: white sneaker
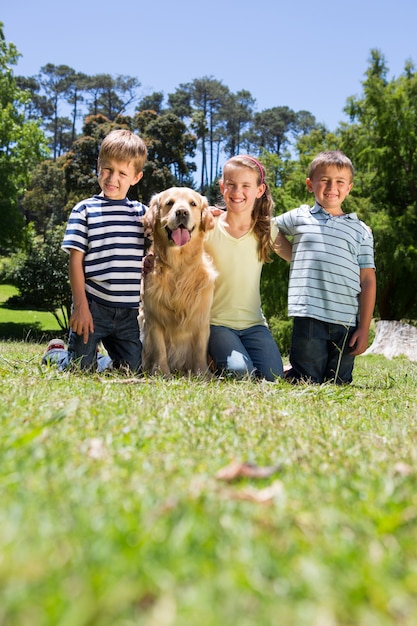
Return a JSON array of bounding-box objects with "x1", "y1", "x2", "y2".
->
[{"x1": 44, "y1": 338, "x2": 66, "y2": 353}]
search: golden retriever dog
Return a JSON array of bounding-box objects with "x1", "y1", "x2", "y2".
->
[{"x1": 140, "y1": 187, "x2": 217, "y2": 376}]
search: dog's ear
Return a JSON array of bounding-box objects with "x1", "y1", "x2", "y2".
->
[
  {"x1": 200, "y1": 197, "x2": 216, "y2": 232},
  {"x1": 143, "y1": 193, "x2": 160, "y2": 233}
]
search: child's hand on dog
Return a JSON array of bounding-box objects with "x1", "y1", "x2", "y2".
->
[{"x1": 143, "y1": 254, "x2": 155, "y2": 276}]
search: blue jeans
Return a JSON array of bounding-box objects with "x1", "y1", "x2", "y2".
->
[
  {"x1": 209, "y1": 325, "x2": 283, "y2": 381},
  {"x1": 42, "y1": 348, "x2": 113, "y2": 373},
  {"x1": 288, "y1": 317, "x2": 356, "y2": 384},
  {"x1": 67, "y1": 298, "x2": 142, "y2": 372}
]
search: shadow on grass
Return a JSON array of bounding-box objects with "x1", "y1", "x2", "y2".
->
[{"x1": 0, "y1": 322, "x2": 66, "y2": 343}]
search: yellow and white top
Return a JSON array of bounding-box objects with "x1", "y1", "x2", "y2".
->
[{"x1": 204, "y1": 216, "x2": 278, "y2": 330}]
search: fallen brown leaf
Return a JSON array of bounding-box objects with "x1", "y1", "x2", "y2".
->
[{"x1": 215, "y1": 460, "x2": 281, "y2": 482}]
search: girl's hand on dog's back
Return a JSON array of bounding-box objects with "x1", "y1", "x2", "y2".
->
[{"x1": 209, "y1": 206, "x2": 224, "y2": 217}]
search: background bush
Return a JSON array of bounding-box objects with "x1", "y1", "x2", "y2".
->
[
  {"x1": 6, "y1": 225, "x2": 71, "y2": 329},
  {"x1": 268, "y1": 316, "x2": 293, "y2": 357}
]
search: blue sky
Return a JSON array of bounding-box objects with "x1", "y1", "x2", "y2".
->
[{"x1": 2, "y1": 0, "x2": 417, "y2": 132}]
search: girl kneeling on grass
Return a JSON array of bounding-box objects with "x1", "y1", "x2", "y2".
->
[{"x1": 204, "y1": 155, "x2": 290, "y2": 381}]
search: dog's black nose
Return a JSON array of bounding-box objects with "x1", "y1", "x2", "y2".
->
[{"x1": 175, "y1": 208, "x2": 189, "y2": 218}]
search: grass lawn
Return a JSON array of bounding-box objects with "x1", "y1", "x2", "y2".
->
[
  {"x1": 0, "y1": 338, "x2": 416, "y2": 625},
  {"x1": 0, "y1": 284, "x2": 63, "y2": 342}
]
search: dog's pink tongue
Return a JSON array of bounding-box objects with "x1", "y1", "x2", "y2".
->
[{"x1": 171, "y1": 228, "x2": 190, "y2": 246}]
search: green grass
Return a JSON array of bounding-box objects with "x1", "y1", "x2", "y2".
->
[
  {"x1": 1, "y1": 339, "x2": 417, "y2": 625},
  {"x1": 0, "y1": 284, "x2": 62, "y2": 341}
]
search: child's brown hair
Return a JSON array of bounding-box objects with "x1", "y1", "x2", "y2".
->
[
  {"x1": 308, "y1": 150, "x2": 354, "y2": 181},
  {"x1": 98, "y1": 129, "x2": 147, "y2": 174},
  {"x1": 221, "y1": 155, "x2": 275, "y2": 263}
]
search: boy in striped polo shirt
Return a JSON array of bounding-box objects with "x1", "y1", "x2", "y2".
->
[
  {"x1": 43, "y1": 129, "x2": 147, "y2": 372},
  {"x1": 274, "y1": 150, "x2": 376, "y2": 384}
]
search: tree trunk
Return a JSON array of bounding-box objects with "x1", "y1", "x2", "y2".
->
[{"x1": 364, "y1": 320, "x2": 417, "y2": 361}]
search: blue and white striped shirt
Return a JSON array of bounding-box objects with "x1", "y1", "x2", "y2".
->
[
  {"x1": 62, "y1": 195, "x2": 147, "y2": 308},
  {"x1": 274, "y1": 203, "x2": 375, "y2": 326}
]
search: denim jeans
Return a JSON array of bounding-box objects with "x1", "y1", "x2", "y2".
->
[
  {"x1": 289, "y1": 317, "x2": 356, "y2": 384},
  {"x1": 67, "y1": 298, "x2": 142, "y2": 372},
  {"x1": 208, "y1": 324, "x2": 283, "y2": 381},
  {"x1": 42, "y1": 348, "x2": 113, "y2": 373}
]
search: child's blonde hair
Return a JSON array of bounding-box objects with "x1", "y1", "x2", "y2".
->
[
  {"x1": 221, "y1": 155, "x2": 275, "y2": 263},
  {"x1": 98, "y1": 129, "x2": 147, "y2": 174},
  {"x1": 308, "y1": 150, "x2": 354, "y2": 181}
]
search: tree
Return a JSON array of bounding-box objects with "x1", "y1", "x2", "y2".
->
[
  {"x1": 66, "y1": 71, "x2": 89, "y2": 144},
  {"x1": 167, "y1": 85, "x2": 192, "y2": 119},
  {"x1": 136, "y1": 110, "x2": 195, "y2": 175},
  {"x1": 15, "y1": 75, "x2": 54, "y2": 121},
  {"x1": 84, "y1": 74, "x2": 141, "y2": 120},
  {"x1": 342, "y1": 49, "x2": 417, "y2": 320},
  {"x1": 169, "y1": 77, "x2": 230, "y2": 191},
  {"x1": 137, "y1": 91, "x2": 165, "y2": 114},
  {"x1": 0, "y1": 23, "x2": 49, "y2": 251},
  {"x1": 251, "y1": 106, "x2": 297, "y2": 156},
  {"x1": 22, "y1": 160, "x2": 67, "y2": 235},
  {"x1": 222, "y1": 89, "x2": 255, "y2": 157},
  {"x1": 37, "y1": 64, "x2": 78, "y2": 159},
  {"x1": 8, "y1": 225, "x2": 72, "y2": 329},
  {"x1": 43, "y1": 115, "x2": 74, "y2": 157},
  {"x1": 294, "y1": 110, "x2": 317, "y2": 137}
]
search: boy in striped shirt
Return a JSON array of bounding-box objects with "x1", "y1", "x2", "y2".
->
[
  {"x1": 274, "y1": 150, "x2": 376, "y2": 384},
  {"x1": 44, "y1": 129, "x2": 147, "y2": 372}
]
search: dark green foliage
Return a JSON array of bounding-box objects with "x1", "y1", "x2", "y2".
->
[
  {"x1": 268, "y1": 316, "x2": 293, "y2": 356},
  {"x1": 260, "y1": 256, "x2": 289, "y2": 325},
  {"x1": 134, "y1": 110, "x2": 196, "y2": 202},
  {"x1": 137, "y1": 91, "x2": 165, "y2": 114},
  {"x1": 61, "y1": 135, "x2": 101, "y2": 203},
  {"x1": 252, "y1": 106, "x2": 297, "y2": 155},
  {"x1": 22, "y1": 160, "x2": 67, "y2": 234},
  {"x1": 340, "y1": 50, "x2": 417, "y2": 319},
  {"x1": 0, "y1": 198, "x2": 25, "y2": 254}
]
